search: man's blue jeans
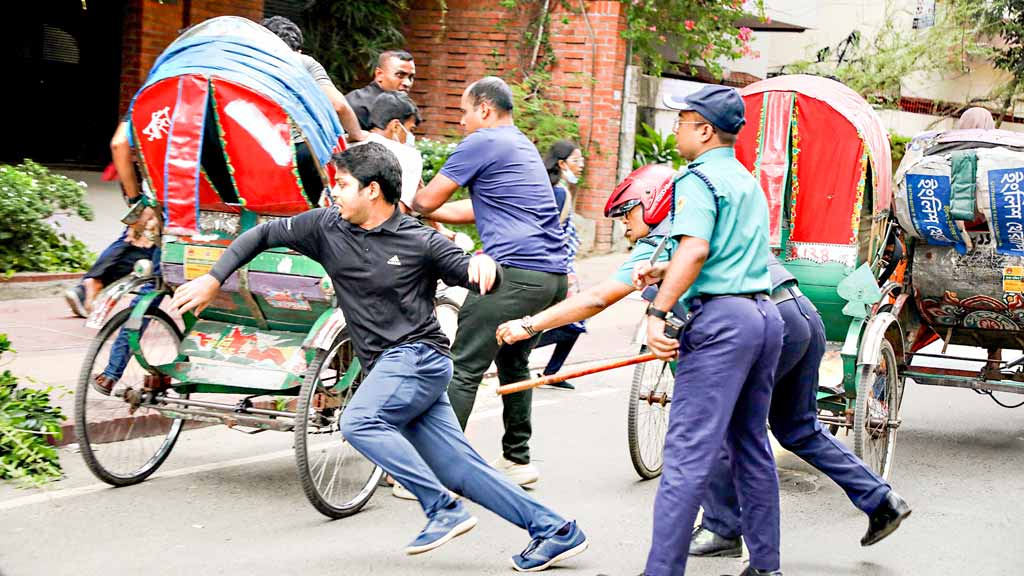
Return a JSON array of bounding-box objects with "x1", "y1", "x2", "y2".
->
[
  {"x1": 103, "y1": 247, "x2": 162, "y2": 381},
  {"x1": 340, "y1": 342, "x2": 566, "y2": 537}
]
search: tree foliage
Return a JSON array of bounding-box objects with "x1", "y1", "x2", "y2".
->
[
  {"x1": 623, "y1": 0, "x2": 765, "y2": 77},
  {"x1": 0, "y1": 161, "x2": 94, "y2": 275},
  {"x1": 299, "y1": 0, "x2": 409, "y2": 92},
  {"x1": 977, "y1": 0, "x2": 1024, "y2": 117},
  {"x1": 0, "y1": 334, "x2": 66, "y2": 486}
]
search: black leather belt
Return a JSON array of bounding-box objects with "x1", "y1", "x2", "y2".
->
[
  {"x1": 699, "y1": 292, "x2": 770, "y2": 303},
  {"x1": 771, "y1": 285, "x2": 803, "y2": 305}
]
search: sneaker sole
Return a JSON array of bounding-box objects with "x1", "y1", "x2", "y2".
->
[
  {"x1": 861, "y1": 509, "x2": 912, "y2": 547},
  {"x1": 404, "y1": 516, "x2": 478, "y2": 555},
  {"x1": 512, "y1": 538, "x2": 589, "y2": 572},
  {"x1": 64, "y1": 290, "x2": 87, "y2": 318}
]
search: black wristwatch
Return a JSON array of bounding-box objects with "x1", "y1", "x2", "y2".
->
[{"x1": 646, "y1": 304, "x2": 669, "y2": 321}]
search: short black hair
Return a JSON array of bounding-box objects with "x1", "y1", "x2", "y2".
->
[
  {"x1": 544, "y1": 140, "x2": 579, "y2": 186},
  {"x1": 467, "y1": 76, "x2": 514, "y2": 113},
  {"x1": 369, "y1": 91, "x2": 419, "y2": 130},
  {"x1": 261, "y1": 16, "x2": 303, "y2": 51},
  {"x1": 377, "y1": 50, "x2": 415, "y2": 68},
  {"x1": 331, "y1": 143, "x2": 402, "y2": 205}
]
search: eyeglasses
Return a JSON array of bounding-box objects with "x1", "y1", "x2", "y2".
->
[{"x1": 673, "y1": 118, "x2": 710, "y2": 132}]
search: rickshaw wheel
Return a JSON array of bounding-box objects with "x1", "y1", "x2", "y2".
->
[
  {"x1": 627, "y1": 345, "x2": 675, "y2": 480},
  {"x1": 294, "y1": 331, "x2": 383, "y2": 519},
  {"x1": 853, "y1": 339, "x2": 901, "y2": 480},
  {"x1": 75, "y1": 307, "x2": 186, "y2": 486}
]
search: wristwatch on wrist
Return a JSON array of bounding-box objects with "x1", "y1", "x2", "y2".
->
[
  {"x1": 520, "y1": 315, "x2": 539, "y2": 337},
  {"x1": 646, "y1": 304, "x2": 669, "y2": 321}
]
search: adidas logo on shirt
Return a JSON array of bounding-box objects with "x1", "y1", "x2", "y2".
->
[{"x1": 387, "y1": 255, "x2": 402, "y2": 266}]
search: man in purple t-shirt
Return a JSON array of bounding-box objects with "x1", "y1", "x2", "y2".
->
[{"x1": 414, "y1": 76, "x2": 568, "y2": 486}]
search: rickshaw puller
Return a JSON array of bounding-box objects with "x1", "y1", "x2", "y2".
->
[
  {"x1": 170, "y1": 143, "x2": 587, "y2": 572},
  {"x1": 690, "y1": 259, "x2": 911, "y2": 557},
  {"x1": 637, "y1": 85, "x2": 784, "y2": 576}
]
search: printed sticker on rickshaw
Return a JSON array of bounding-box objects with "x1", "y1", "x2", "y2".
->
[
  {"x1": 1003, "y1": 266, "x2": 1024, "y2": 294},
  {"x1": 184, "y1": 245, "x2": 226, "y2": 279}
]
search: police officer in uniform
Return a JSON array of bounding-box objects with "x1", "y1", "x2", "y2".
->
[
  {"x1": 690, "y1": 257, "x2": 912, "y2": 557},
  {"x1": 636, "y1": 85, "x2": 785, "y2": 576}
]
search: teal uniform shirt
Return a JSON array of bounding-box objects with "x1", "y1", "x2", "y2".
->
[
  {"x1": 612, "y1": 236, "x2": 677, "y2": 287},
  {"x1": 670, "y1": 147, "x2": 771, "y2": 304}
]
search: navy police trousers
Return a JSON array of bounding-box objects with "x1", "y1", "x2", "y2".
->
[
  {"x1": 645, "y1": 295, "x2": 784, "y2": 576},
  {"x1": 700, "y1": 295, "x2": 891, "y2": 540}
]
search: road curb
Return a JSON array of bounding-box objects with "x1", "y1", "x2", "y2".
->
[{"x1": 0, "y1": 272, "x2": 84, "y2": 301}]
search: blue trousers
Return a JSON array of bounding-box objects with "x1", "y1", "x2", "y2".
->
[
  {"x1": 340, "y1": 342, "x2": 566, "y2": 537},
  {"x1": 701, "y1": 296, "x2": 891, "y2": 539},
  {"x1": 104, "y1": 247, "x2": 162, "y2": 381},
  {"x1": 645, "y1": 296, "x2": 784, "y2": 576},
  {"x1": 536, "y1": 326, "x2": 581, "y2": 375}
]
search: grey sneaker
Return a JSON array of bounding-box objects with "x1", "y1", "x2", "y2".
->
[{"x1": 64, "y1": 285, "x2": 88, "y2": 318}]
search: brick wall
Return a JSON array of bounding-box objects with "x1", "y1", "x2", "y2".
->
[
  {"x1": 118, "y1": 0, "x2": 265, "y2": 116},
  {"x1": 404, "y1": 0, "x2": 628, "y2": 251}
]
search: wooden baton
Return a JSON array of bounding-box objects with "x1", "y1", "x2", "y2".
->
[{"x1": 496, "y1": 352, "x2": 659, "y2": 395}]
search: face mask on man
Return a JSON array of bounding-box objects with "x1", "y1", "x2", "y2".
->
[{"x1": 398, "y1": 122, "x2": 416, "y2": 147}]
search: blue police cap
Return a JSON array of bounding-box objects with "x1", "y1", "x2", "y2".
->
[{"x1": 663, "y1": 85, "x2": 746, "y2": 135}]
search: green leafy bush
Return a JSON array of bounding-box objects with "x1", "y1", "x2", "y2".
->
[
  {"x1": 0, "y1": 161, "x2": 94, "y2": 274},
  {"x1": 0, "y1": 334, "x2": 65, "y2": 486},
  {"x1": 890, "y1": 131, "x2": 912, "y2": 171},
  {"x1": 510, "y1": 71, "x2": 581, "y2": 155},
  {"x1": 633, "y1": 123, "x2": 683, "y2": 169},
  {"x1": 415, "y1": 139, "x2": 480, "y2": 248}
]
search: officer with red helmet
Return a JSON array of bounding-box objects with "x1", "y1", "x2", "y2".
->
[{"x1": 495, "y1": 163, "x2": 678, "y2": 351}]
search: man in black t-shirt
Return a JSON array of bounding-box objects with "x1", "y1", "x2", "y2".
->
[
  {"x1": 346, "y1": 50, "x2": 418, "y2": 131},
  {"x1": 171, "y1": 143, "x2": 588, "y2": 572}
]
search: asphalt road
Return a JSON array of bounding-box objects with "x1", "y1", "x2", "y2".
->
[{"x1": 2, "y1": 340, "x2": 1023, "y2": 576}]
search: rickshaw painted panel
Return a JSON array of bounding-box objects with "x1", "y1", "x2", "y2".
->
[
  {"x1": 211, "y1": 79, "x2": 310, "y2": 215},
  {"x1": 130, "y1": 77, "x2": 178, "y2": 219},
  {"x1": 986, "y1": 166, "x2": 1024, "y2": 256},
  {"x1": 911, "y1": 234, "x2": 1024, "y2": 348},
  {"x1": 162, "y1": 74, "x2": 210, "y2": 234},
  {"x1": 790, "y1": 95, "x2": 866, "y2": 246},
  {"x1": 754, "y1": 92, "x2": 793, "y2": 248},
  {"x1": 180, "y1": 320, "x2": 309, "y2": 374},
  {"x1": 160, "y1": 361, "x2": 301, "y2": 394},
  {"x1": 140, "y1": 17, "x2": 343, "y2": 173},
  {"x1": 740, "y1": 75, "x2": 892, "y2": 212},
  {"x1": 783, "y1": 259, "x2": 852, "y2": 342},
  {"x1": 162, "y1": 241, "x2": 327, "y2": 277}
]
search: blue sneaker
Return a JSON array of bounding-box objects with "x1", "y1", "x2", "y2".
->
[
  {"x1": 512, "y1": 521, "x2": 589, "y2": 572},
  {"x1": 405, "y1": 501, "x2": 478, "y2": 555}
]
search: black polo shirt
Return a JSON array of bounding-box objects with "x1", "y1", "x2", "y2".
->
[
  {"x1": 210, "y1": 207, "x2": 497, "y2": 371},
  {"x1": 345, "y1": 81, "x2": 385, "y2": 131}
]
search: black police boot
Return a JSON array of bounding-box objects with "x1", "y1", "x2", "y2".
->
[
  {"x1": 861, "y1": 490, "x2": 912, "y2": 546},
  {"x1": 738, "y1": 567, "x2": 783, "y2": 576},
  {"x1": 689, "y1": 525, "x2": 743, "y2": 558}
]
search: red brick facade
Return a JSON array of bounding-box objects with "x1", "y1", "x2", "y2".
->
[
  {"x1": 122, "y1": 0, "x2": 628, "y2": 249},
  {"x1": 118, "y1": 0, "x2": 265, "y2": 116},
  {"x1": 404, "y1": 0, "x2": 628, "y2": 250}
]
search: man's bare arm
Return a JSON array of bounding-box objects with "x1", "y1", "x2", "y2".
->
[
  {"x1": 413, "y1": 173, "x2": 460, "y2": 214},
  {"x1": 110, "y1": 122, "x2": 139, "y2": 200},
  {"x1": 322, "y1": 85, "x2": 367, "y2": 143}
]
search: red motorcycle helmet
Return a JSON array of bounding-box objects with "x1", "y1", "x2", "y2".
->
[{"x1": 604, "y1": 164, "x2": 678, "y2": 225}]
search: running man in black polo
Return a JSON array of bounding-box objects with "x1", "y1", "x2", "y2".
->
[{"x1": 170, "y1": 143, "x2": 588, "y2": 572}]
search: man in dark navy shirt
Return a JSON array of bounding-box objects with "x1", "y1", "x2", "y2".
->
[
  {"x1": 170, "y1": 143, "x2": 588, "y2": 572},
  {"x1": 413, "y1": 76, "x2": 569, "y2": 487}
]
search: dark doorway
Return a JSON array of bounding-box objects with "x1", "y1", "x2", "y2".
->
[{"x1": 4, "y1": 1, "x2": 125, "y2": 167}]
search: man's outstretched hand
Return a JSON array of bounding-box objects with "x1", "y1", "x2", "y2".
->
[{"x1": 170, "y1": 274, "x2": 221, "y2": 316}]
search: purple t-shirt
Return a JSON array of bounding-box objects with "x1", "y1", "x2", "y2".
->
[{"x1": 440, "y1": 125, "x2": 568, "y2": 274}]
